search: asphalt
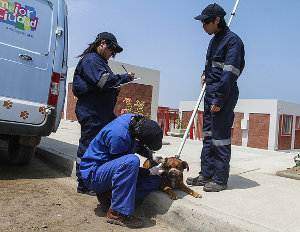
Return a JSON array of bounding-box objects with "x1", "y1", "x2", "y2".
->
[{"x1": 37, "y1": 120, "x2": 300, "y2": 232}]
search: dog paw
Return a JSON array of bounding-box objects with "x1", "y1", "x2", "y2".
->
[
  {"x1": 169, "y1": 194, "x2": 178, "y2": 200},
  {"x1": 193, "y1": 192, "x2": 202, "y2": 198}
]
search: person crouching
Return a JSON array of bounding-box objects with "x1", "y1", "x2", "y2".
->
[{"x1": 79, "y1": 113, "x2": 165, "y2": 228}]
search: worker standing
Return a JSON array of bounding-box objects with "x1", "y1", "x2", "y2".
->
[
  {"x1": 80, "y1": 113, "x2": 164, "y2": 228},
  {"x1": 73, "y1": 32, "x2": 135, "y2": 195},
  {"x1": 186, "y1": 3, "x2": 245, "y2": 192}
]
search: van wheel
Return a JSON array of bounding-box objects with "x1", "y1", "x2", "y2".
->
[{"x1": 8, "y1": 137, "x2": 36, "y2": 165}]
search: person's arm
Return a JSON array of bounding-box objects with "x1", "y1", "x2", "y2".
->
[
  {"x1": 81, "y1": 56, "x2": 134, "y2": 90},
  {"x1": 107, "y1": 134, "x2": 131, "y2": 155},
  {"x1": 211, "y1": 37, "x2": 245, "y2": 109}
]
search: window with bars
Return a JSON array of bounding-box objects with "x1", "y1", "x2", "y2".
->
[{"x1": 281, "y1": 115, "x2": 293, "y2": 135}]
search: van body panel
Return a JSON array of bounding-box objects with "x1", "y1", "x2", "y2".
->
[
  {"x1": 0, "y1": 97, "x2": 48, "y2": 124},
  {"x1": 0, "y1": 0, "x2": 67, "y2": 136},
  {"x1": 0, "y1": 108, "x2": 55, "y2": 136},
  {"x1": 53, "y1": 0, "x2": 68, "y2": 130}
]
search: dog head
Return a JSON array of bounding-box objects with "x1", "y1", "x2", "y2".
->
[{"x1": 161, "y1": 157, "x2": 189, "y2": 180}]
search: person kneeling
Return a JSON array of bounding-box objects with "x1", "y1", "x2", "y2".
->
[{"x1": 79, "y1": 113, "x2": 164, "y2": 228}]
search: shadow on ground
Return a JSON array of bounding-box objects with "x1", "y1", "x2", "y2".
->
[
  {"x1": 93, "y1": 190, "x2": 177, "y2": 228},
  {"x1": 0, "y1": 139, "x2": 69, "y2": 180},
  {"x1": 227, "y1": 174, "x2": 259, "y2": 190}
]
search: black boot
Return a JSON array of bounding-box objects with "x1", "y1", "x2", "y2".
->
[
  {"x1": 96, "y1": 191, "x2": 112, "y2": 212},
  {"x1": 186, "y1": 173, "x2": 211, "y2": 186},
  {"x1": 77, "y1": 181, "x2": 96, "y2": 196},
  {"x1": 203, "y1": 181, "x2": 227, "y2": 192}
]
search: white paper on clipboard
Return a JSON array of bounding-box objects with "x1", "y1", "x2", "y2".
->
[{"x1": 113, "y1": 78, "x2": 141, "y2": 88}]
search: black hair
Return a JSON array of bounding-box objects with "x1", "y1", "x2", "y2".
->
[
  {"x1": 206, "y1": 16, "x2": 227, "y2": 29},
  {"x1": 77, "y1": 39, "x2": 116, "y2": 58},
  {"x1": 218, "y1": 17, "x2": 227, "y2": 29}
]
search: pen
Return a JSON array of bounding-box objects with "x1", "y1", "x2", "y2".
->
[{"x1": 121, "y1": 65, "x2": 128, "y2": 73}]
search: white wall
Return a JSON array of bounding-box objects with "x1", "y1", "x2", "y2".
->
[
  {"x1": 179, "y1": 99, "x2": 279, "y2": 150},
  {"x1": 277, "y1": 100, "x2": 300, "y2": 150},
  {"x1": 235, "y1": 99, "x2": 278, "y2": 150},
  {"x1": 179, "y1": 99, "x2": 300, "y2": 150}
]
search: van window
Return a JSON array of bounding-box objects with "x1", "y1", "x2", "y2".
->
[{"x1": 0, "y1": 0, "x2": 53, "y2": 54}]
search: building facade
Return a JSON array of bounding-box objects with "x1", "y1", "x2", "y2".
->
[{"x1": 179, "y1": 99, "x2": 300, "y2": 151}]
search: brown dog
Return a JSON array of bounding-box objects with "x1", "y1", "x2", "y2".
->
[{"x1": 143, "y1": 157, "x2": 202, "y2": 200}]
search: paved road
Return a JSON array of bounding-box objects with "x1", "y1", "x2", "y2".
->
[{"x1": 0, "y1": 142, "x2": 175, "y2": 232}]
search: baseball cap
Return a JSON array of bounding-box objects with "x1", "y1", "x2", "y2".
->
[
  {"x1": 96, "y1": 32, "x2": 123, "y2": 53},
  {"x1": 194, "y1": 3, "x2": 226, "y2": 22}
]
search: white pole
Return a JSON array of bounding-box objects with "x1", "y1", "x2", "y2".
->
[
  {"x1": 228, "y1": 0, "x2": 240, "y2": 27},
  {"x1": 175, "y1": 0, "x2": 241, "y2": 158},
  {"x1": 176, "y1": 83, "x2": 206, "y2": 158}
]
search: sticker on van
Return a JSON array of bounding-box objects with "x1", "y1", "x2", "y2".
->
[{"x1": 0, "y1": 0, "x2": 39, "y2": 31}]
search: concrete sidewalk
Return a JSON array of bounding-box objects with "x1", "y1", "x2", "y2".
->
[{"x1": 37, "y1": 120, "x2": 300, "y2": 232}]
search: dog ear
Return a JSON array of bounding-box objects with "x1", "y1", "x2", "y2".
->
[
  {"x1": 182, "y1": 161, "x2": 189, "y2": 172},
  {"x1": 161, "y1": 158, "x2": 168, "y2": 168}
]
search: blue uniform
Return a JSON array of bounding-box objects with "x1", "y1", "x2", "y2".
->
[
  {"x1": 201, "y1": 26, "x2": 245, "y2": 184},
  {"x1": 80, "y1": 114, "x2": 161, "y2": 215},
  {"x1": 73, "y1": 52, "x2": 131, "y2": 186}
]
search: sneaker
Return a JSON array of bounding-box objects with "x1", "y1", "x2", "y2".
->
[
  {"x1": 186, "y1": 173, "x2": 211, "y2": 186},
  {"x1": 96, "y1": 191, "x2": 111, "y2": 212},
  {"x1": 106, "y1": 208, "x2": 144, "y2": 228},
  {"x1": 203, "y1": 181, "x2": 227, "y2": 192}
]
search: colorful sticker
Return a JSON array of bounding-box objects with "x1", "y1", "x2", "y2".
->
[
  {"x1": 3, "y1": 100, "x2": 13, "y2": 109},
  {"x1": 20, "y1": 111, "x2": 29, "y2": 119},
  {"x1": 39, "y1": 106, "x2": 46, "y2": 115},
  {"x1": 0, "y1": 0, "x2": 39, "y2": 31}
]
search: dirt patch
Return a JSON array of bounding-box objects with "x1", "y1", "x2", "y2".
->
[
  {"x1": 0, "y1": 154, "x2": 174, "y2": 232},
  {"x1": 285, "y1": 166, "x2": 300, "y2": 175},
  {"x1": 276, "y1": 166, "x2": 300, "y2": 180}
]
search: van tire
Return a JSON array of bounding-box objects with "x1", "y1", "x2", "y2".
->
[{"x1": 8, "y1": 137, "x2": 36, "y2": 165}]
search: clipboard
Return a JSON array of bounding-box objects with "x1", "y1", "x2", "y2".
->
[{"x1": 113, "y1": 78, "x2": 141, "y2": 88}]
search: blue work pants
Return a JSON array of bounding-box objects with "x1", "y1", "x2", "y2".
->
[
  {"x1": 201, "y1": 84, "x2": 239, "y2": 184},
  {"x1": 86, "y1": 154, "x2": 161, "y2": 216},
  {"x1": 76, "y1": 115, "x2": 115, "y2": 188}
]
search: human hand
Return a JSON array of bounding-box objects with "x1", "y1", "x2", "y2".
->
[
  {"x1": 210, "y1": 104, "x2": 221, "y2": 112},
  {"x1": 201, "y1": 73, "x2": 206, "y2": 86},
  {"x1": 152, "y1": 154, "x2": 163, "y2": 163},
  {"x1": 128, "y1": 72, "x2": 135, "y2": 81},
  {"x1": 149, "y1": 163, "x2": 165, "y2": 175}
]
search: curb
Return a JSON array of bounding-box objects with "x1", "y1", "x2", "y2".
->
[
  {"x1": 36, "y1": 146, "x2": 76, "y2": 177},
  {"x1": 36, "y1": 145, "x2": 276, "y2": 232},
  {"x1": 142, "y1": 192, "x2": 275, "y2": 232}
]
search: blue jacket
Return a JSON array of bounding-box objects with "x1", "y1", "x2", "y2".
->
[
  {"x1": 205, "y1": 26, "x2": 245, "y2": 107},
  {"x1": 73, "y1": 52, "x2": 131, "y2": 119},
  {"x1": 79, "y1": 113, "x2": 139, "y2": 180}
]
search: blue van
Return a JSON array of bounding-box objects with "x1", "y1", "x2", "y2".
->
[{"x1": 0, "y1": 0, "x2": 68, "y2": 164}]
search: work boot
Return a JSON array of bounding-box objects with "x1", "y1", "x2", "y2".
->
[
  {"x1": 96, "y1": 191, "x2": 112, "y2": 212},
  {"x1": 186, "y1": 173, "x2": 211, "y2": 186},
  {"x1": 203, "y1": 181, "x2": 227, "y2": 192},
  {"x1": 106, "y1": 208, "x2": 144, "y2": 228}
]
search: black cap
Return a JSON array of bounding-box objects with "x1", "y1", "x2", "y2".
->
[
  {"x1": 194, "y1": 3, "x2": 226, "y2": 22},
  {"x1": 135, "y1": 118, "x2": 163, "y2": 151},
  {"x1": 96, "y1": 32, "x2": 123, "y2": 53}
]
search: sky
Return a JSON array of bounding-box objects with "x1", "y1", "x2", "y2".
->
[{"x1": 66, "y1": 0, "x2": 300, "y2": 108}]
